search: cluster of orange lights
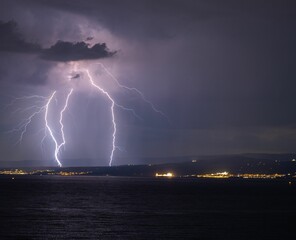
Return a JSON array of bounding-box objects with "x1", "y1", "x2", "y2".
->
[{"x1": 155, "y1": 172, "x2": 174, "y2": 177}]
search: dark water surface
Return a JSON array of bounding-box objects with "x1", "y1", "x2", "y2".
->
[{"x1": 0, "y1": 176, "x2": 295, "y2": 239}]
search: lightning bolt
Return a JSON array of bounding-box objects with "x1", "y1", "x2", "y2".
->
[
  {"x1": 8, "y1": 64, "x2": 166, "y2": 167},
  {"x1": 96, "y1": 62, "x2": 169, "y2": 121},
  {"x1": 44, "y1": 89, "x2": 73, "y2": 167},
  {"x1": 59, "y1": 89, "x2": 74, "y2": 152},
  {"x1": 84, "y1": 69, "x2": 116, "y2": 166},
  {"x1": 6, "y1": 95, "x2": 51, "y2": 145},
  {"x1": 6, "y1": 95, "x2": 48, "y2": 108},
  {"x1": 8, "y1": 105, "x2": 46, "y2": 145}
]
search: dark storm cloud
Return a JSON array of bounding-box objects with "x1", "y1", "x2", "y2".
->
[
  {"x1": 30, "y1": 0, "x2": 296, "y2": 129},
  {"x1": 0, "y1": 20, "x2": 41, "y2": 53},
  {"x1": 27, "y1": 0, "x2": 296, "y2": 41},
  {"x1": 0, "y1": 20, "x2": 116, "y2": 62},
  {"x1": 41, "y1": 40, "x2": 116, "y2": 62},
  {"x1": 26, "y1": 0, "x2": 217, "y2": 40},
  {"x1": 71, "y1": 73, "x2": 80, "y2": 79}
]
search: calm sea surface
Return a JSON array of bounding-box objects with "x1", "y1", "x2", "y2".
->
[{"x1": 0, "y1": 176, "x2": 295, "y2": 239}]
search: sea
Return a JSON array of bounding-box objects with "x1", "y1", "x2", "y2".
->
[{"x1": 0, "y1": 176, "x2": 295, "y2": 239}]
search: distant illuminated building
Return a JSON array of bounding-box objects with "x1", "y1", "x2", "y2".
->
[{"x1": 155, "y1": 172, "x2": 174, "y2": 178}]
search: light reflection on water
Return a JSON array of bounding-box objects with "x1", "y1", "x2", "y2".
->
[{"x1": 0, "y1": 176, "x2": 295, "y2": 239}]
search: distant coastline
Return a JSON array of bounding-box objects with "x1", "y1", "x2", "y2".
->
[{"x1": 1, "y1": 153, "x2": 296, "y2": 179}]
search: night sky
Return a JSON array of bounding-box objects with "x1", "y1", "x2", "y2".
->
[{"x1": 0, "y1": 0, "x2": 296, "y2": 166}]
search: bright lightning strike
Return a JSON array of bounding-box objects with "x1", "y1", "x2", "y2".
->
[
  {"x1": 44, "y1": 89, "x2": 73, "y2": 167},
  {"x1": 6, "y1": 95, "x2": 52, "y2": 145},
  {"x1": 8, "y1": 105, "x2": 46, "y2": 145},
  {"x1": 8, "y1": 63, "x2": 166, "y2": 167},
  {"x1": 44, "y1": 91, "x2": 60, "y2": 166},
  {"x1": 84, "y1": 69, "x2": 116, "y2": 166},
  {"x1": 59, "y1": 89, "x2": 74, "y2": 152},
  {"x1": 96, "y1": 62, "x2": 169, "y2": 121}
]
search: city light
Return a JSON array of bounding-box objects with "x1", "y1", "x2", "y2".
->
[{"x1": 155, "y1": 172, "x2": 174, "y2": 178}]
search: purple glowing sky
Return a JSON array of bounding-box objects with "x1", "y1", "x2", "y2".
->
[{"x1": 0, "y1": 0, "x2": 296, "y2": 166}]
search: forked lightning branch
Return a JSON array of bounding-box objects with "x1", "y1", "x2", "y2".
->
[{"x1": 8, "y1": 63, "x2": 166, "y2": 167}]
